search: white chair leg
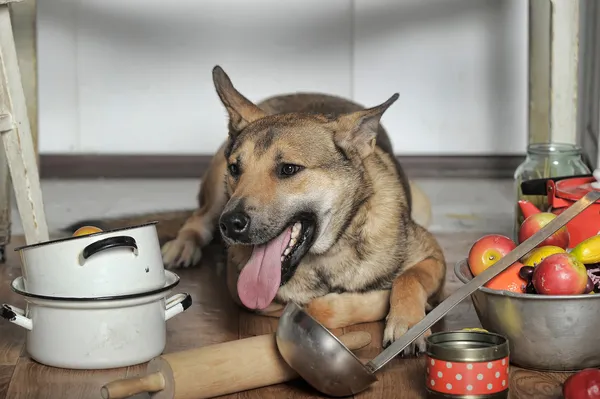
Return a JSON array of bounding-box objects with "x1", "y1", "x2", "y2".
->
[
  {"x1": 0, "y1": 2, "x2": 48, "y2": 245},
  {"x1": 0, "y1": 134, "x2": 10, "y2": 262}
]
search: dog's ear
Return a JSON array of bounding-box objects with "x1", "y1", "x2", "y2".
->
[
  {"x1": 332, "y1": 93, "x2": 399, "y2": 159},
  {"x1": 212, "y1": 66, "x2": 266, "y2": 135}
]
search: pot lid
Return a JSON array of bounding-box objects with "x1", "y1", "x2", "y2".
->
[
  {"x1": 554, "y1": 170, "x2": 600, "y2": 202},
  {"x1": 14, "y1": 221, "x2": 159, "y2": 251}
]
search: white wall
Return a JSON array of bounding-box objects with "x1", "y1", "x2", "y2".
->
[{"x1": 37, "y1": 0, "x2": 528, "y2": 156}]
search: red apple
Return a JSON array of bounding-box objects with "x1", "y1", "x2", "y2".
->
[
  {"x1": 518, "y1": 212, "x2": 570, "y2": 249},
  {"x1": 468, "y1": 234, "x2": 517, "y2": 276},
  {"x1": 563, "y1": 368, "x2": 600, "y2": 399},
  {"x1": 531, "y1": 253, "x2": 588, "y2": 295}
]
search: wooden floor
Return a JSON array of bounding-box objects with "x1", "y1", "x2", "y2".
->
[{"x1": 0, "y1": 233, "x2": 571, "y2": 399}]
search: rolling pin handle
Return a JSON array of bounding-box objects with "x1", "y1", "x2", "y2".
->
[{"x1": 100, "y1": 371, "x2": 166, "y2": 399}]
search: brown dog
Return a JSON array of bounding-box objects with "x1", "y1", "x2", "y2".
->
[{"x1": 67, "y1": 66, "x2": 446, "y2": 353}]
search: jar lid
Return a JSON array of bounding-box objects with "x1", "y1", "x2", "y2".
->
[{"x1": 555, "y1": 176, "x2": 600, "y2": 202}]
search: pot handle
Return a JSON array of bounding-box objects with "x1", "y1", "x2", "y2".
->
[
  {"x1": 520, "y1": 174, "x2": 593, "y2": 195},
  {"x1": 164, "y1": 293, "x2": 192, "y2": 321},
  {"x1": 81, "y1": 236, "x2": 138, "y2": 262},
  {"x1": 1, "y1": 304, "x2": 32, "y2": 331}
]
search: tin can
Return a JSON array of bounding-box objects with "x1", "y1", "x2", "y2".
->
[{"x1": 425, "y1": 331, "x2": 510, "y2": 398}]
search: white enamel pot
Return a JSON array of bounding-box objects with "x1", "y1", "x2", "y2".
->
[
  {"x1": 0, "y1": 270, "x2": 191, "y2": 370},
  {"x1": 14, "y1": 221, "x2": 166, "y2": 297}
]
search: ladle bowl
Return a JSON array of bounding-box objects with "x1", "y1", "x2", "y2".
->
[{"x1": 275, "y1": 302, "x2": 376, "y2": 397}]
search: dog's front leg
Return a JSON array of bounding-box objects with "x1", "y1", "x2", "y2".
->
[
  {"x1": 383, "y1": 254, "x2": 446, "y2": 355},
  {"x1": 162, "y1": 144, "x2": 229, "y2": 269},
  {"x1": 257, "y1": 290, "x2": 391, "y2": 330},
  {"x1": 304, "y1": 290, "x2": 391, "y2": 329}
]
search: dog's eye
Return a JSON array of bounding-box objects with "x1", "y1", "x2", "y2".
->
[
  {"x1": 278, "y1": 164, "x2": 303, "y2": 177},
  {"x1": 228, "y1": 164, "x2": 240, "y2": 177}
]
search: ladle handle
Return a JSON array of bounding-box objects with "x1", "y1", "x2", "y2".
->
[{"x1": 365, "y1": 190, "x2": 600, "y2": 373}]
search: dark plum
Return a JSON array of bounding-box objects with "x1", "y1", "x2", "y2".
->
[
  {"x1": 584, "y1": 277, "x2": 595, "y2": 294},
  {"x1": 519, "y1": 265, "x2": 535, "y2": 280},
  {"x1": 586, "y1": 268, "x2": 600, "y2": 294},
  {"x1": 525, "y1": 281, "x2": 537, "y2": 294}
]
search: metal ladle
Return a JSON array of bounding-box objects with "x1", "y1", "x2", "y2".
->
[{"x1": 275, "y1": 190, "x2": 600, "y2": 397}]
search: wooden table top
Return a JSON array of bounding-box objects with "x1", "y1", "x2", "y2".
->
[{"x1": 0, "y1": 233, "x2": 571, "y2": 399}]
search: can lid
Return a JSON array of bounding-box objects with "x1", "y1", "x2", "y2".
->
[
  {"x1": 425, "y1": 331, "x2": 509, "y2": 363},
  {"x1": 555, "y1": 176, "x2": 600, "y2": 203}
]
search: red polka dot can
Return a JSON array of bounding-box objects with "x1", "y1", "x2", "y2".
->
[{"x1": 425, "y1": 330, "x2": 510, "y2": 398}]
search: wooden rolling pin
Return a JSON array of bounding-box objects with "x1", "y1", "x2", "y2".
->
[{"x1": 101, "y1": 331, "x2": 371, "y2": 399}]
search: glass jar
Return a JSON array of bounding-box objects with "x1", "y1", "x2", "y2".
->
[{"x1": 513, "y1": 143, "x2": 591, "y2": 239}]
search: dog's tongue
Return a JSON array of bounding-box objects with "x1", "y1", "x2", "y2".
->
[{"x1": 237, "y1": 227, "x2": 292, "y2": 310}]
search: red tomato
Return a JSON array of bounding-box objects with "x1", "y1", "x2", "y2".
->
[{"x1": 563, "y1": 369, "x2": 600, "y2": 399}]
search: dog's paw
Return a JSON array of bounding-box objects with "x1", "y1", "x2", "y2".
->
[
  {"x1": 161, "y1": 237, "x2": 202, "y2": 269},
  {"x1": 382, "y1": 314, "x2": 430, "y2": 357}
]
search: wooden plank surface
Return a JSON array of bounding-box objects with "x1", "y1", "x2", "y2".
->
[
  {"x1": 0, "y1": 233, "x2": 572, "y2": 398},
  {"x1": 0, "y1": 241, "x2": 25, "y2": 369},
  {"x1": 0, "y1": 366, "x2": 14, "y2": 398}
]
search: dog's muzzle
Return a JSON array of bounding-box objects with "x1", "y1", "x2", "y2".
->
[{"x1": 219, "y1": 210, "x2": 251, "y2": 242}]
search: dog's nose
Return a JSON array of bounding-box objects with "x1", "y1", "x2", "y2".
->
[{"x1": 219, "y1": 211, "x2": 251, "y2": 241}]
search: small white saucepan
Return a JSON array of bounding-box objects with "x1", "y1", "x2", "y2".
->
[
  {"x1": 15, "y1": 221, "x2": 166, "y2": 297},
  {"x1": 0, "y1": 270, "x2": 191, "y2": 370}
]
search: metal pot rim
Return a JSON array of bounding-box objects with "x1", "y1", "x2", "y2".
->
[{"x1": 10, "y1": 270, "x2": 179, "y2": 302}]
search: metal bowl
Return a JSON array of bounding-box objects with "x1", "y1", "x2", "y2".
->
[{"x1": 455, "y1": 259, "x2": 600, "y2": 372}]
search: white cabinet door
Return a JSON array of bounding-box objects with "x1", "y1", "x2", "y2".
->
[
  {"x1": 39, "y1": 0, "x2": 353, "y2": 154},
  {"x1": 353, "y1": 0, "x2": 528, "y2": 155},
  {"x1": 39, "y1": 0, "x2": 530, "y2": 156},
  {"x1": 37, "y1": 0, "x2": 80, "y2": 154}
]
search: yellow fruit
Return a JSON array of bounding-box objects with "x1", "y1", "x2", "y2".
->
[
  {"x1": 73, "y1": 226, "x2": 103, "y2": 237},
  {"x1": 462, "y1": 328, "x2": 489, "y2": 333},
  {"x1": 570, "y1": 235, "x2": 600, "y2": 264},
  {"x1": 522, "y1": 246, "x2": 566, "y2": 267}
]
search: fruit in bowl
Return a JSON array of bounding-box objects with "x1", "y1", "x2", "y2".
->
[
  {"x1": 571, "y1": 235, "x2": 600, "y2": 264},
  {"x1": 518, "y1": 212, "x2": 570, "y2": 249},
  {"x1": 466, "y1": 231, "x2": 600, "y2": 295},
  {"x1": 531, "y1": 253, "x2": 589, "y2": 295},
  {"x1": 518, "y1": 246, "x2": 600, "y2": 296},
  {"x1": 467, "y1": 235, "x2": 526, "y2": 293},
  {"x1": 522, "y1": 245, "x2": 566, "y2": 267},
  {"x1": 467, "y1": 234, "x2": 516, "y2": 276},
  {"x1": 484, "y1": 261, "x2": 527, "y2": 293}
]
